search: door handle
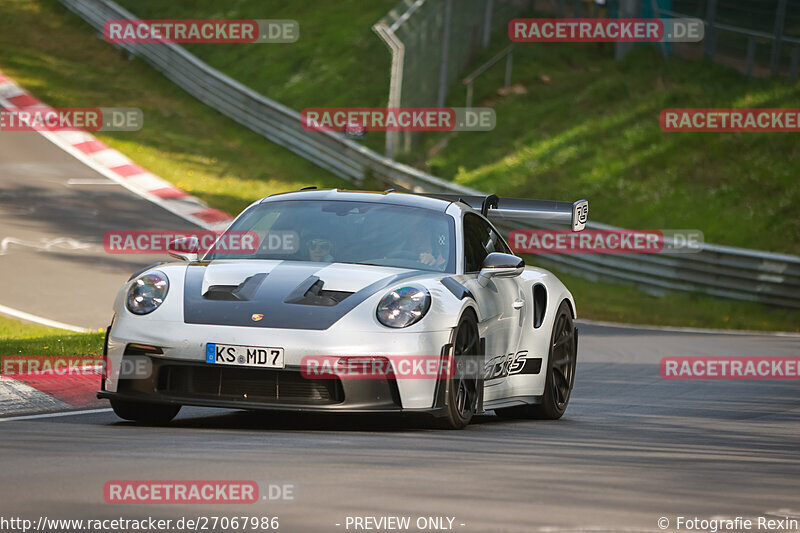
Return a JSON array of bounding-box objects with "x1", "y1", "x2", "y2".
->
[{"x1": 513, "y1": 299, "x2": 525, "y2": 310}]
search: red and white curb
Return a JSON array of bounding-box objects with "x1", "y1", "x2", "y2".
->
[
  {"x1": 0, "y1": 70, "x2": 232, "y2": 231},
  {"x1": 0, "y1": 376, "x2": 70, "y2": 415},
  {"x1": 0, "y1": 372, "x2": 104, "y2": 417}
]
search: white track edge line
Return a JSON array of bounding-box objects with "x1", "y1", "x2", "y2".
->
[
  {"x1": 0, "y1": 408, "x2": 113, "y2": 422},
  {"x1": 0, "y1": 303, "x2": 94, "y2": 333},
  {"x1": 576, "y1": 318, "x2": 800, "y2": 338}
]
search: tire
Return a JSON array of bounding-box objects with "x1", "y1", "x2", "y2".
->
[
  {"x1": 437, "y1": 311, "x2": 480, "y2": 429},
  {"x1": 495, "y1": 300, "x2": 577, "y2": 420},
  {"x1": 110, "y1": 399, "x2": 181, "y2": 425}
]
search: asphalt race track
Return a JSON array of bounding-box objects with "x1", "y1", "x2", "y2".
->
[
  {"x1": 0, "y1": 130, "x2": 196, "y2": 329},
  {"x1": 1, "y1": 326, "x2": 798, "y2": 532},
  {"x1": 1, "y1": 131, "x2": 799, "y2": 533}
]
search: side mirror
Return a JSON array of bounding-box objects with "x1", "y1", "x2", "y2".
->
[
  {"x1": 168, "y1": 236, "x2": 199, "y2": 262},
  {"x1": 477, "y1": 252, "x2": 524, "y2": 287}
]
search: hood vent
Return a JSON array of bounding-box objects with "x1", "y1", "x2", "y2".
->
[
  {"x1": 284, "y1": 276, "x2": 352, "y2": 307},
  {"x1": 204, "y1": 273, "x2": 267, "y2": 301}
]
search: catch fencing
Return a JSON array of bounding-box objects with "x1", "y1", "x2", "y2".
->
[{"x1": 373, "y1": 0, "x2": 529, "y2": 156}]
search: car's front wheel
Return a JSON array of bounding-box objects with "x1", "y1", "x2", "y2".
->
[
  {"x1": 110, "y1": 399, "x2": 181, "y2": 425},
  {"x1": 438, "y1": 311, "x2": 480, "y2": 429}
]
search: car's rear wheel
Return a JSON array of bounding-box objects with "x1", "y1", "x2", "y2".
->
[
  {"x1": 110, "y1": 399, "x2": 181, "y2": 425},
  {"x1": 495, "y1": 300, "x2": 577, "y2": 420},
  {"x1": 438, "y1": 312, "x2": 480, "y2": 429}
]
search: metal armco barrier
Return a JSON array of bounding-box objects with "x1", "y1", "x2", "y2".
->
[{"x1": 59, "y1": 0, "x2": 800, "y2": 309}]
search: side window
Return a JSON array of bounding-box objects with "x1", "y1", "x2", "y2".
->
[
  {"x1": 463, "y1": 213, "x2": 511, "y2": 272},
  {"x1": 488, "y1": 222, "x2": 512, "y2": 255},
  {"x1": 464, "y1": 213, "x2": 511, "y2": 272},
  {"x1": 463, "y1": 214, "x2": 487, "y2": 273}
]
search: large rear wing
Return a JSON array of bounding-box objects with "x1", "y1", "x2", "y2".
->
[{"x1": 428, "y1": 194, "x2": 589, "y2": 232}]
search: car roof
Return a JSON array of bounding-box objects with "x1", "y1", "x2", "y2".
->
[{"x1": 259, "y1": 189, "x2": 457, "y2": 212}]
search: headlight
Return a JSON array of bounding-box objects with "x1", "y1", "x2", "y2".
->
[
  {"x1": 376, "y1": 286, "x2": 430, "y2": 328},
  {"x1": 126, "y1": 271, "x2": 169, "y2": 315}
]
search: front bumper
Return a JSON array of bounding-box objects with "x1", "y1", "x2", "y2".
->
[
  {"x1": 98, "y1": 355, "x2": 445, "y2": 414},
  {"x1": 103, "y1": 320, "x2": 455, "y2": 410}
]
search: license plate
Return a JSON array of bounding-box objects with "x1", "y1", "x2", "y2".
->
[{"x1": 206, "y1": 343, "x2": 285, "y2": 369}]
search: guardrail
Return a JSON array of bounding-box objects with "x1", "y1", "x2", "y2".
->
[{"x1": 59, "y1": 0, "x2": 800, "y2": 309}]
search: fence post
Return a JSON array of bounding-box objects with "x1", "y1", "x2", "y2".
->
[
  {"x1": 482, "y1": 0, "x2": 493, "y2": 49},
  {"x1": 705, "y1": 0, "x2": 718, "y2": 61},
  {"x1": 746, "y1": 36, "x2": 756, "y2": 78},
  {"x1": 437, "y1": 0, "x2": 453, "y2": 108},
  {"x1": 651, "y1": 0, "x2": 669, "y2": 58},
  {"x1": 504, "y1": 48, "x2": 513, "y2": 88},
  {"x1": 771, "y1": 0, "x2": 788, "y2": 75},
  {"x1": 615, "y1": 0, "x2": 639, "y2": 61},
  {"x1": 790, "y1": 45, "x2": 800, "y2": 81}
]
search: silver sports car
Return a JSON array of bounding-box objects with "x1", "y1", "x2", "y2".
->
[{"x1": 100, "y1": 189, "x2": 587, "y2": 429}]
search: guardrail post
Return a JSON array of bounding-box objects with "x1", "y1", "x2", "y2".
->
[
  {"x1": 504, "y1": 48, "x2": 513, "y2": 88},
  {"x1": 746, "y1": 36, "x2": 756, "y2": 78},
  {"x1": 771, "y1": 0, "x2": 788, "y2": 75},
  {"x1": 705, "y1": 0, "x2": 718, "y2": 61},
  {"x1": 651, "y1": 0, "x2": 669, "y2": 58},
  {"x1": 437, "y1": 0, "x2": 453, "y2": 108},
  {"x1": 615, "y1": 0, "x2": 638, "y2": 61},
  {"x1": 482, "y1": 0, "x2": 493, "y2": 49}
]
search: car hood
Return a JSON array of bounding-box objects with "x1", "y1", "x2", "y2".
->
[{"x1": 182, "y1": 260, "x2": 434, "y2": 330}]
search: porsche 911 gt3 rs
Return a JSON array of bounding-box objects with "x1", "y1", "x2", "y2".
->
[{"x1": 100, "y1": 188, "x2": 587, "y2": 429}]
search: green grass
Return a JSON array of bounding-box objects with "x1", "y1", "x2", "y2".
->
[
  {"x1": 114, "y1": 0, "x2": 395, "y2": 109},
  {"x1": 114, "y1": 0, "x2": 396, "y2": 154},
  {"x1": 0, "y1": 316, "x2": 104, "y2": 356},
  {"x1": 107, "y1": 2, "x2": 800, "y2": 255},
  {"x1": 415, "y1": 42, "x2": 800, "y2": 255},
  {"x1": 0, "y1": 0, "x2": 350, "y2": 216},
  {"x1": 533, "y1": 262, "x2": 800, "y2": 332},
  {"x1": 1, "y1": 1, "x2": 797, "y2": 331}
]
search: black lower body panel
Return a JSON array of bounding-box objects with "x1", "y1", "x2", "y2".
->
[{"x1": 98, "y1": 356, "x2": 446, "y2": 415}]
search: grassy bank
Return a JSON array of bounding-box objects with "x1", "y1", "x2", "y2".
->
[
  {"x1": 113, "y1": 1, "x2": 800, "y2": 254},
  {"x1": 418, "y1": 43, "x2": 800, "y2": 255},
  {"x1": 0, "y1": 0, "x2": 350, "y2": 216},
  {"x1": 541, "y1": 265, "x2": 800, "y2": 332},
  {"x1": 0, "y1": 316, "x2": 104, "y2": 356},
  {"x1": 1, "y1": 0, "x2": 797, "y2": 331}
]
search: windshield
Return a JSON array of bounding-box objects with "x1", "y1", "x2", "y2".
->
[{"x1": 206, "y1": 200, "x2": 456, "y2": 273}]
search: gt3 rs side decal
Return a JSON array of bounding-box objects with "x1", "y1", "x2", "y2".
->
[{"x1": 485, "y1": 351, "x2": 543, "y2": 381}]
